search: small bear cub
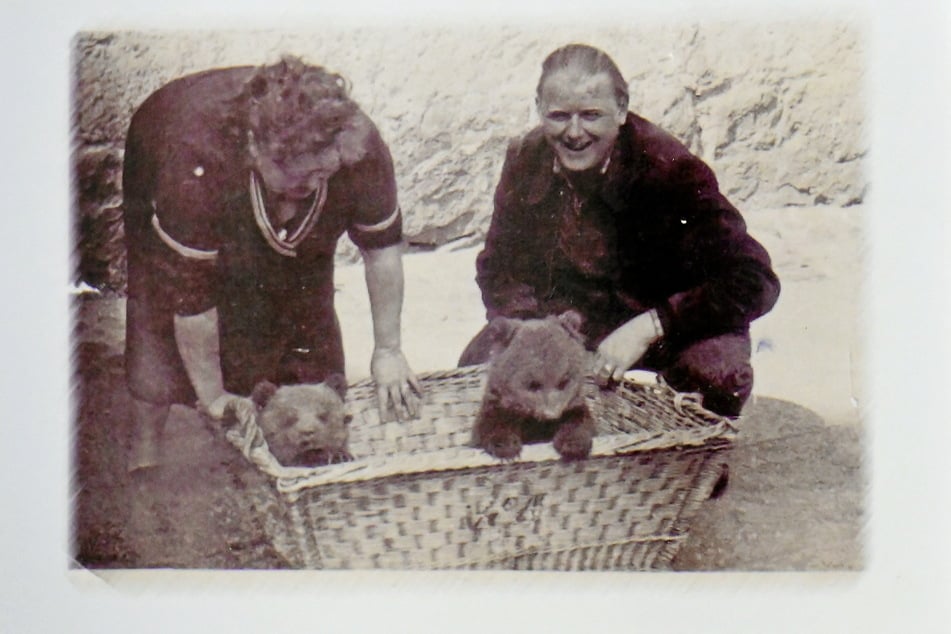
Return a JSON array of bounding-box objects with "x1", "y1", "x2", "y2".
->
[
  {"x1": 472, "y1": 311, "x2": 595, "y2": 461},
  {"x1": 250, "y1": 374, "x2": 353, "y2": 467}
]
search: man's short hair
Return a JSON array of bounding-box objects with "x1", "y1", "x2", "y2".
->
[{"x1": 537, "y1": 44, "x2": 629, "y2": 111}]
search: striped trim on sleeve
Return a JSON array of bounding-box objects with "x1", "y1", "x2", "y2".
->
[{"x1": 352, "y1": 205, "x2": 401, "y2": 234}]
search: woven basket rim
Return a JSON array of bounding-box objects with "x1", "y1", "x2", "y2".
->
[
  {"x1": 274, "y1": 423, "x2": 734, "y2": 494},
  {"x1": 223, "y1": 364, "x2": 736, "y2": 494}
]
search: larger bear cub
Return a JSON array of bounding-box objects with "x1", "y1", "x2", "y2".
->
[{"x1": 473, "y1": 311, "x2": 595, "y2": 461}]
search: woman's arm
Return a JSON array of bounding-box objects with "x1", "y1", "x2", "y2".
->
[
  {"x1": 362, "y1": 243, "x2": 422, "y2": 421},
  {"x1": 174, "y1": 307, "x2": 235, "y2": 418}
]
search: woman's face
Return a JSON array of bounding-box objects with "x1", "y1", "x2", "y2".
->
[
  {"x1": 537, "y1": 70, "x2": 626, "y2": 172},
  {"x1": 248, "y1": 135, "x2": 331, "y2": 201},
  {"x1": 248, "y1": 133, "x2": 341, "y2": 229}
]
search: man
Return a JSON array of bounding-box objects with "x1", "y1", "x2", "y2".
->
[{"x1": 461, "y1": 44, "x2": 780, "y2": 417}]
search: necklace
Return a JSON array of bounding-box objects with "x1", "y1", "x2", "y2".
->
[{"x1": 249, "y1": 171, "x2": 327, "y2": 257}]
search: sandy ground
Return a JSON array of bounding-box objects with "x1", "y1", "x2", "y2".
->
[
  {"x1": 337, "y1": 205, "x2": 864, "y2": 426},
  {"x1": 71, "y1": 205, "x2": 865, "y2": 571}
]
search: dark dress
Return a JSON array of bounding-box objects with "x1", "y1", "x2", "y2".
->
[{"x1": 123, "y1": 67, "x2": 403, "y2": 404}]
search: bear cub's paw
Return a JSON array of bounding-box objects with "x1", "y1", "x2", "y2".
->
[
  {"x1": 481, "y1": 426, "x2": 523, "y2": 461},
  {"x1": 552, "y1": 420, "x2": 594, "y2": 461}
]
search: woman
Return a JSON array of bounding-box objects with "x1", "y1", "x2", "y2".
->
[
  {"x1": 123, "y1": 56, "x2": 420, "y2": 470},
  {"x1": 461, "y1": 44, "x2": 780, "y2": 417}
]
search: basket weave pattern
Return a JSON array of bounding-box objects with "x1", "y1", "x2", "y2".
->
[{"x1": 226, "y1": 365, "x2": 735, "y2": 570}]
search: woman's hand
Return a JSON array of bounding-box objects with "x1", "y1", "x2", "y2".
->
[
  {"x1": 371, "y1": 347, "x2": 422, "y2": 421},
  {"x1": 594, "y1": 310, "x2": 664, "y2": 385},
  {"x1": 197, "y1": 391, "x2": 242, "y2": 420},
  {"x1": 362, "y1": 244, "x2": 423, "y2": 422}
]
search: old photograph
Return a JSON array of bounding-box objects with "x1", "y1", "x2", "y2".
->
[
  {"x1": 70, "y1": 24, "x2": 867, "y2": 572},
  {"x1": 1, "y1": 0, "x2": 949, "y2": 629}
]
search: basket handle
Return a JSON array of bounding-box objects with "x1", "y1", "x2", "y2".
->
[
  {"x1": 620, "y1": 370, "x2": 711, "y2": 417},
  {"x1": 621, "y1": 369, "x2": 663, "y2": 385}
]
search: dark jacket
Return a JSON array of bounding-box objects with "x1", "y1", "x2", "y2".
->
[{"x1": 476, "y1": 112, "x2": 780, "y2": 346}]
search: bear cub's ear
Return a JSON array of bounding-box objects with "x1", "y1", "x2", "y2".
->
[
  {"x1": 251, "y1": 380, "x2": 279, "y2": 408},
  {"x1": 554, "y1": 309, "x2": 585, "y2": 340},
  {"x1": 323, "y1": 373, "x2": 348, "y2": 401},
  {"x1": 484, "y1": 316, "x2": 522, "y2": 357}
]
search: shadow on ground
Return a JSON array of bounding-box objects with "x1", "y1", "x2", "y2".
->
[
  {"x1": 71, "y1": 296, "x2": 864, "y2": 571},
  {"x1": 671, "y1": 396, "x2": 864, "y2": 570},
  {"x1": 72, "y1": 339, "x2": 288, "y2": 569}
]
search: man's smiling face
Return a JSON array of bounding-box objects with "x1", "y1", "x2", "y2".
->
[{"x1": 536, "y1": 69, "x2": 626, "y2": 172}]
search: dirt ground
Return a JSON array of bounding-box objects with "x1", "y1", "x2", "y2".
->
[{"x1": 70, "y1": 206, "x2": 865, "y2": 571}]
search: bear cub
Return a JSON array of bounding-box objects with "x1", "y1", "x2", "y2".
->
[
  {"x1": 472, "y1": 311, "x2": 595, "y2": 461},
  {"x1": 250, "y1": 374, "x2": 353, "y2": 467}
]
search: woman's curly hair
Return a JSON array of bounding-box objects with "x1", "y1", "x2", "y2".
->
[{"x1": 240, "y1": 55, "x2": 359, "y2": 165}]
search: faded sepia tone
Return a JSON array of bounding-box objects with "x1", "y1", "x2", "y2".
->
[
  {"x1": 72, "y1": 24, "x2": 865, "y2": 570},
  {"x1": 74, "y1": 25, "x2": 865, "y2": 289}
]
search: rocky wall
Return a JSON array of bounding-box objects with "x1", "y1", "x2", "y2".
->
[{"x1": 72, "y1": 23, "x2": 866, "y2": 291}]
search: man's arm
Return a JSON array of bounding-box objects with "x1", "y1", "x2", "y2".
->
[
  {"x1": 475, "y1": 139, "x2": 544, "y2": 319},
  {"x1": 362, "y1": 243, "x2": 421, "y2": 420},
  {"x1": 594, "y1": 309, "x2": 665, "y2": 384},
  {"x1": 598, "y1": 152, "x2": 777, "y2": 380},
  {"x1": 653, "y1": 157, "x2": 781, "y2": 340}
]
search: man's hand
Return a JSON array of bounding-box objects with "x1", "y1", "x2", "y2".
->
[
  {"x1": 371, "y1": 347, "x2": 422, "y2": 421},
  {"x1": 594, "y1": 310, "x2": 664, "y2": 386}
]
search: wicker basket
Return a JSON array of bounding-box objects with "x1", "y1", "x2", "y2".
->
[{"x1": 223, "y1": 365, "x2": 736, "y2": 570}]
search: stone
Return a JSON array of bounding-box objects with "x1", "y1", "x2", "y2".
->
[{"x1": 72, "y1": 24, "x2": 867, "y2": 291}]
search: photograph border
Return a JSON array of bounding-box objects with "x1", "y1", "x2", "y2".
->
[{"x1": 3, "y1": 0, "x2": 950, "y2": 632}]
